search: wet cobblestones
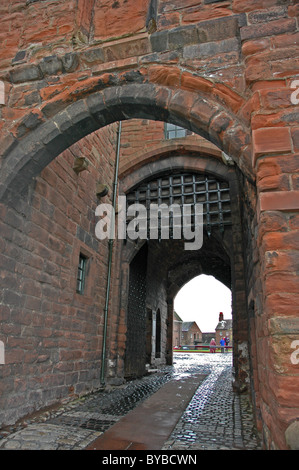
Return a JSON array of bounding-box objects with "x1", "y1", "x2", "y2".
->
[
  {"x1": 0, "y1": 353, "x2": 261, "y2": 450},
  {"x1": 162, "y1": 354, "x2": 261, "y2": 450}
]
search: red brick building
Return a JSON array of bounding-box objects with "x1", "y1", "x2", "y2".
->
[
  {"x1": 173, "y1": 311, "x2": 183, "y2": 348},
  {"x1": 215, "y1": 318, "x2": 233, "y2": 347},
  {"x1": 181, "y1": 322, "x2": 202, "y2": 347},
  {"x1": 0, "y1": 0, "x2": 298, "y2": 450}
]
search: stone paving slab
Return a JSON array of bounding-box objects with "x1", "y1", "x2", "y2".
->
[{"x1": 86, "y1": 372, "x2": 207, "y2": 450}]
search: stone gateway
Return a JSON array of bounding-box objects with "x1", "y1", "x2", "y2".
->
[{"x1": 0, "y1": 0, "x2": 298, "y2": 450}]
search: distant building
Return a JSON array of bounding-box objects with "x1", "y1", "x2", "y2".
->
[
  {"x1": 173, "y1": 312, "x2": 232, "y2": 349},
  {"x1": 202, "y1": 332, "x2": 215, "y2": 345},
  {"x1": 181, "y1": 321, "x2": 202, "y2": 346},
  {"x1": 215, "y1": 312, "x2": 233, "y2": 346},
  {"x1": 173, "y1": 311, "x2": 183, "y2": 347}
]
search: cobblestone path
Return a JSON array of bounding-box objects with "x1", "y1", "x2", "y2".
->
[
  {"x1": 162, "y1": 353, "x2": 261, "y2": 450},
  {"x1": 0, "y1": 353, "x2": 261, "y2": 450}
]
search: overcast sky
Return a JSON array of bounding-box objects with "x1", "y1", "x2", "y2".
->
[{"x1": 174, "y1": 274, "x2": 232, "y2": 333}]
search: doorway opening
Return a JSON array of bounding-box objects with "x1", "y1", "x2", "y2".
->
[{"x1": 173, "y1": 275, "x2": 232, "y2": 352}]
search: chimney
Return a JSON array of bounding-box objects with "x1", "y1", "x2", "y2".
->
[{"x1": 219, "y1": 312, "x2": 224, "y2": 321}]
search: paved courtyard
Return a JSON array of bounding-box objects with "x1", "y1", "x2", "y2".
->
[{"x1": 0, "y1": 353, "x2": 261, "y2": 451}]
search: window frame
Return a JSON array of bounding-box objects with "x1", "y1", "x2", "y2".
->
[
  {"x1": 164, "y1": 123, "x2": 188, "y2": 140},
  {"x1": 76, "y1": 253, "x2": 88, "y2": 295}
]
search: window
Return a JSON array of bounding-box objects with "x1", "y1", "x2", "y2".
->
[
  {"x1": 76, "y1": 253, "x2": 88, "y2": 295},
  {"x1": 165, "y1": 123, "x2": 187, "y2": 139}
]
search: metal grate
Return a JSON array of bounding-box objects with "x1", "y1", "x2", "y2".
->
[
  {"x1": 76, "y1": 253, "x2": 87, "y2": 295},
  {"x1": 125, "y1": 244, "x2": 148, "y2": 378},
  {"x1": 126, "y1": 173, "x2": 232, "y2": 238}
]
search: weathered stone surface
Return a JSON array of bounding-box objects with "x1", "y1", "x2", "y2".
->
[
  {"x1": 241, "y1": 18, "x2": 296, "y2": 41},
  {"x1": 61, "y1": 53, "x2": 79, "y2": 73},
  {"x1": 253, "y1": 127, "x2": 293, "y2": 164},
  {"x1": 9, "y1": 64, "x2": 43, "y2": 83},
  {"x1": 183, "y1": 37, "x2": 240, "y2": 60},
  {"x1": 150, "y1": 30, "x2": 169, "y2": 53},
  {"x1": 285, "y1": 421, "x2": 299, "y2": 450},
  {"x1": 269, "y1": 317, "x2": 299, "y2": 336},
  {"x1": 40, "y1": 56, "x2": 63, "y2": 77}
]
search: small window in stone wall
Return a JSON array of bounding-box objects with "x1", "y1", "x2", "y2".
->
[
  {"x1": 165, "y1": 123, "x2": 188, "y2": 139},
  {"x1": 164, "y1": 122, "x2": 193, "y2": 140},
  {"x1": 76, "y1": 253, "x2": 88, "y2": 295}
]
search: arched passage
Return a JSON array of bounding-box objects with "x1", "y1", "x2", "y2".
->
[
  {"x1": 116, "y1": 146, "x2": 248, "y2": 386},
  {"x1": 0, "y1": 0, "x2": 298, "y2": 449},
  {"x1": 174, "y1": 274, "x2": 232, "y2": 348}
]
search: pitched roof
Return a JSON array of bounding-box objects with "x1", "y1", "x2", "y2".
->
[
  {"x1": 174, "y1": 311, "x2": 183, "y2": 322},
  {"x1": 215, "y1": 319, "x2": 232, "y2": 330},
  {"x1": 182, "y1": 321, "x2": 201, "y2": 332}
]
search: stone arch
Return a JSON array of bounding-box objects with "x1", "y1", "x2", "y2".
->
[
  {"x1": 116, "y1": 144, "x2": 247, "y2": 385},
  {"x1": 119, "y1": 140, "x2": 223, "y2": 179},
  {"x1": 120, "y1": 150, "x2": 237, "y2": 193},
  {"x1": 167, "y1": 248, "x2": 231, "y2": 302},
  {"x1": 0, "y1": 81, "x2": 253, "y2": 205}
]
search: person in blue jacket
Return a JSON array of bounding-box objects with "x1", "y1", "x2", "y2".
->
[{"x1": 220, "y1": 337, "x2": 225, "y2": 353}]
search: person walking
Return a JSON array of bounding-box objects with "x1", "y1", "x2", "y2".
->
[
  {"x1": 210, "y1": 338, "x2": 216, "y2": 353},
  {"x1": 220, "y1": 337, "x2": 225, "y2": 353}
]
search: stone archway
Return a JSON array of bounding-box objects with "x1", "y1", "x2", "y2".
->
[
  {"x1": 116, "y1": 147, "x2": 249, "y2": 389},
  {"x1": 0, "y1": 81, "x2": 252, "y2": 205},
  {"x1": 0, "y1": 0, "x2": 298, "y2": 449}
]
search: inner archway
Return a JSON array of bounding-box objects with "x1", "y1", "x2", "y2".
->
[
  {"x1": 118, "y1": 146, "x2": 248, "y2": 387},
  {"x1": 174, "y1": 274, "x2": 232, "y2": 341}
]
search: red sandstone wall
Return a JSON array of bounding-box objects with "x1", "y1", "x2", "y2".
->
[
  {"x1": 0, "y1": 116, "x2": 227, "y2": 423},
  {"x1": 0, "y1": 123, "x2": 118, "y2": 424},
  {"x1": 118, "y1": 118, "x2": 221, "y2": 172},
  {"x1": 0, "y1": 0, "x2": 77, "y2": 69}
]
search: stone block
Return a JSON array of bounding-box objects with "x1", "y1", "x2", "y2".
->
[
  {"x1": 190, "y1": 97, "x2": 218, "y2": 137},
  {"x1": 269, "y1": 317, "x2": 299, "y2": 336},
  {"x1": 11, "y1": 50, "x2": 27, "y2": 65},
  {"x1": 168, "y1": 25, "x2": 198, "y2": 50},
  {"x1": 253, "y1": 127, "x2": 293, "y2": 163},
  {"x1": 16, "y1": 111, "x2": 44, "y2": 138},
  {"x1": 197, "y1": 16, "x2": 239, "y2": 43},
  {"x1": 9, "y1": 64, "x2": 43, "y2": 84},
  {"x1": 53, "y1": 101, "x2": 97, "y2": 146},
  {"x1": 150, "y1": 30, "x2": 169, "y2": 52},
  {"x1": 103, "y1": 36, "x2": 150, "y2": 62},
  {"x1": 247, "y1": 6, "x2": 288, "y2": 25},
  {"x1": 241, "y1": 18, "x2": 296, "y2": 41},
  {"x1": 86, "y1": 92, "x2": 107, "y2": 126},
  {"x1": 61, "y1": 52, "x2": 79, "y2": 73},
  {"x1": 36, "y1": 120, "x2": 70, "y2": 157},
  {"x1": 184, "y1": 37, "x2": 240, "y2": 60},
  {"x1": 39, "y1": 56, "x2": 63, "y2": 77},
  {"x1": 259, "y1": 191, "x2": 299, "y2": 212},
  {"x1": 81, "y1": 48, "x2": 105, "y2": 65}
]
